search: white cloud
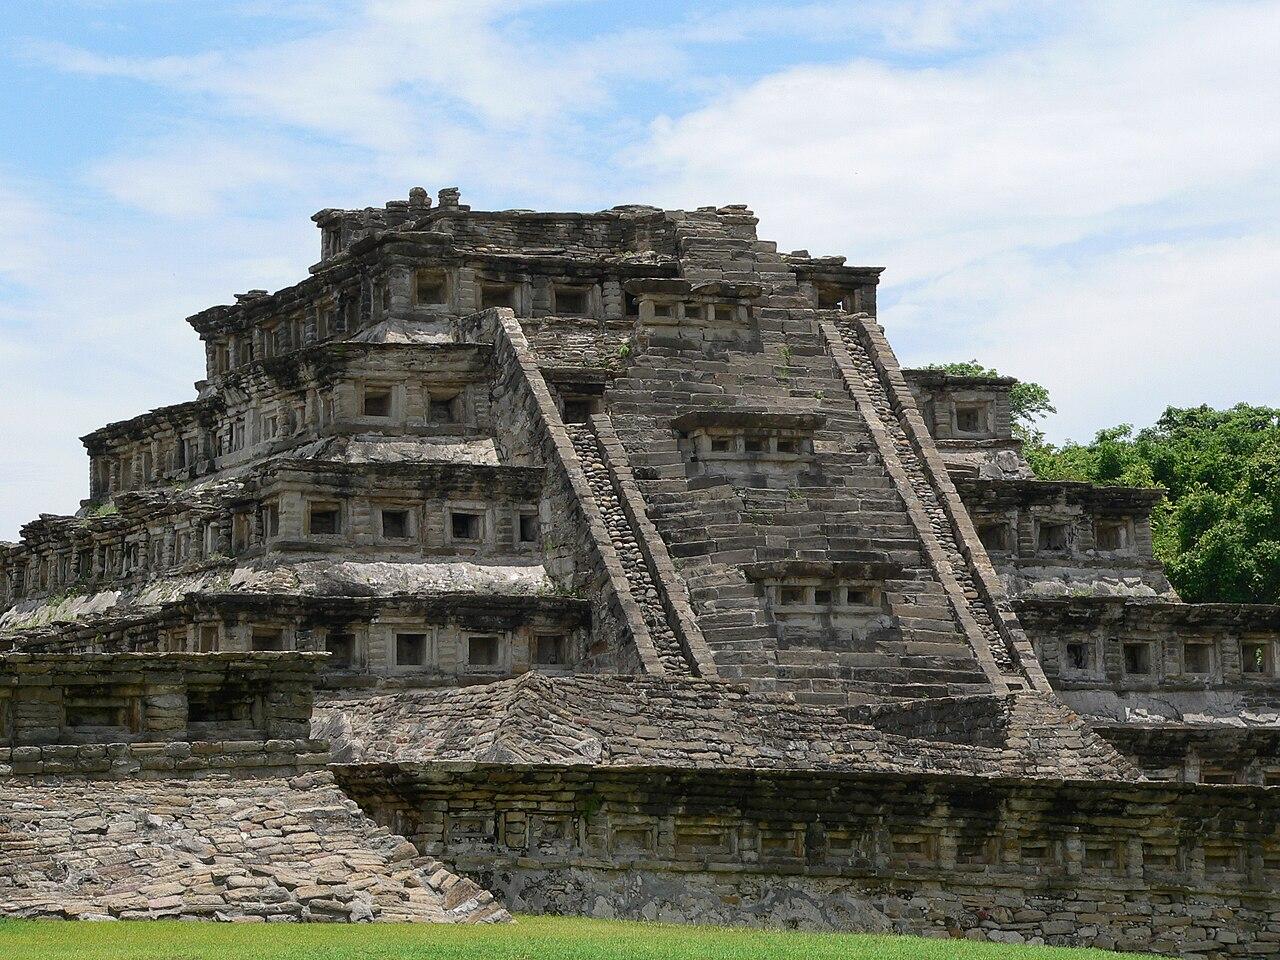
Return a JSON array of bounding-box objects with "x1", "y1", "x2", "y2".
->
[
  {"x1": 28, "y1": 0, "x2": 689, "y2": 223},
  {"x1": 36, "y1": 0, "x2": 677, "y2": 151},
  {"x1": 667, "y1": 0, "x2": 1060, "y2": 54},
  {"x1": 641, "y1": 2, "x2": 1280, "y2": 263},
  {"x1": 631, "y1": 1, "x2": 1280, "y2": 441},
  {"x1": 91, "y1": 131, "x2": 317, "y2": 217},
  {"x1": 0, "y1": 175, "x2": 54, "y2": 283},
  {"x1": 894, "y1": 234, "x2": 1280, "y2": 442},
  {"x1": 864, "y1": 0, "x2": 1039, "y2": 51}
]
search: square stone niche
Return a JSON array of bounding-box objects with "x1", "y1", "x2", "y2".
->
[{"x1": 672, "y1": 408, "x2": 825, "y2": 487}]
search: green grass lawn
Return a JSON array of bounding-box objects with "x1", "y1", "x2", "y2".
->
[{"x1": 0, "y1": 915, "x2": 1159, "y2": 960}]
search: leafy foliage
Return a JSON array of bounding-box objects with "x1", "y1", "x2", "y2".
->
[{"x1": 1027, "y1": 405, "x2": 1280, "y2": 604}]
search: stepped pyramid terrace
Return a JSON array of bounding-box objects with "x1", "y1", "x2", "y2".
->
[{"x1": 2, "y1": 187, "x2": 1280, "y2": 954}]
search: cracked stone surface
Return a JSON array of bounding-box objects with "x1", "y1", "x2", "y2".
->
[{"x1": 0, "y1": 770, "x2": 507, "y2": 924}]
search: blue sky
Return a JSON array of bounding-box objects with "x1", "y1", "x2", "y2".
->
[{"x1": 2, "y1": 0, "x2": 1279, "y2": 540}]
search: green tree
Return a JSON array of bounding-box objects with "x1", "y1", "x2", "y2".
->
[{"x1": 1022, "y1": 404, "x2": 1280, "y2": 604}]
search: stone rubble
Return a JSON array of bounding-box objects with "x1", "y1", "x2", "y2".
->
[{"x1": 0, "y1": 770, "x2": 506, "y2": 923}]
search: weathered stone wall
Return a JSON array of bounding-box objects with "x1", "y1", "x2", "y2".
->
[
  {"x1": 588, "y1": 414, "x2": 717, "y2": 676},
  {"x1": 1020, "y1": 597, "x2": 1280, "y2": 721},
  {"x1": 0, "y1": 769, "x2": 507, "y2": 923},
  {"x1": 0, "y1": 652, "x2": 318, "y2": 750},
  {"x1": 2, "y1": 564, "x2": 581, "y2": 667},
  {"x1": 76, "y1": 340, "x2": 494, "y2": 505},
  {"x1": 522, "y1": 316, "x2": 633, "y2": 373},
  {"x1": 246, "y1": 460, "x2": 542, "y2": 558},
  {"x1": 845, "y1": 693, "x2": 1017, "y2": 747},
  {"x1": 0, "y1": 738, "x2": 327, "y2": 779},
  {"x1": 604, "y1": 248, "x2": 1006, "y2": 703},
  {"x1": 957, "y1": 479, "x2": 1171, "y2": 599},
  {"x1": 825, "y1": 313, "x2": 1049, "y2": 695},
  {"x1": 337, "y1": 762, "x2": 1280, "y2": 957},
  {"x1": 1099, "y1": 723, "x2": 1280, "y2": 786},
  {"x1": 1, "y1": 486, "x2": 234, "y2": 618},
  {"x1": 1016, "y1": 596, "x2": 1280, "y2": 784},
  {"x1": 0, "y1": 651, "x2": 329, "y2": 776},
  {"x1": 0, "y1": 650, "x2": 510, "y2": 925},
  {"x1": 315, "y1": 199, "x2": 675, "y2": 266},
  {"x1": 565, "y1": 421, "x2": 704, "y2": 674}
]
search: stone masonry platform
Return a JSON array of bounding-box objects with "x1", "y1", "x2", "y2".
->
[{"x1": 316, "y1": 672, "x2": 1135, "y2": 781}]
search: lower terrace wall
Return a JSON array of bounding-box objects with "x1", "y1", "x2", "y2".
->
[
  {"x1": 0, "y1": 652, "x2": 317, "y2": 746},
  {"x1": 0, "y1": 652, "x2": 509, "y2": 924},
  {"x1": 1098, "y1": 724, "x2": 1280, "y2": 786},
  {"x1": 0, "y1": 737, "x2": 328, "y2": 779},
  {"x1": 844, "y1": 694, "x2": 1014, "y2": 748},
  {"x1": 336, "y1": 762, "x2": 1280, "y2": 957}
]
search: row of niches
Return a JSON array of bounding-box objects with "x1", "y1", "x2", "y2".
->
[
  {"x1": 410, "y1": 269, "x2": 751, "y2": 326},
  {"x1": 1047, "y1": 634, "x2": 1279, "y2": 684},
  {"x1": 765, "y1": 580, "x2": 889, "y2": 651},
  {"x1": 1, "y1": 512, "x2": 222, "y2": 604},
  {"x1": 413, "y1": 271, "x2": 614, "y2": 319},
  {"x1": 185, "y1": 620, "x2": 574, "y2": 676},
  {"x1": 0, "y1": 685, "x2": 269, "y2": 745},
  {"x1": 0, "y1": 678, "x2": 306, "y2": 747},
  {"x1": 239, "y1": 497, "x2": 541, "y2": 554},
  {"x1": 201, "y1": 269, "x2": 637, "y2": 382},
  {"x1": 764, "y1": 580, "x2": 881, "y2": 612},
  {"x1": 417, "y1": 269, "x2": 872, "y2": 321},
  {"x1": 445, "y1": 809, "x2": 1280, "y2": 883},
  {"x1": 0, "y1": 494, "x2": 541, "y2": 606},
  {"x1": 680, "y1": 427, "x2": 814, "y2": 462},
  {"x1": 433, "y1": 271, "x2": 863, "y2": 319},
  {"x1": 199, "y1": 262, "x2": 863, "y2": 387},
  {"x1": 205, "y1": 293, "x2": 358, "y2": 377},
  {"x1": 88, "y1": 375, "x2": 487, "y2": 500},
  {"x1": 1141, "y1": 756, "x2": 1280, "y2": 787},
  {"x1": 975, "y1": 512, "x2": 1149, "y2": 559},
  {"x1": 377, "y1": 267, "x2": 757, "y2": 330},
  {"x1": 640, "y1": 298, "x2": 744, "y2": 325},
  {"x1": 85, "y1": 376, "x2": 483, "y2": 506}
]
